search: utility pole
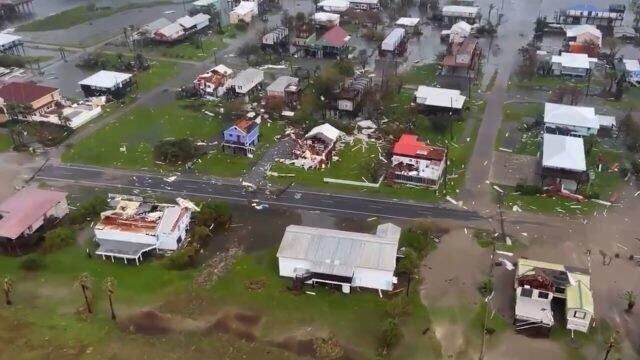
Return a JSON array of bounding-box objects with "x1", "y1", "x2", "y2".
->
[{"x1": 497, "y1": 190, "x2": 506, "y2": 244}]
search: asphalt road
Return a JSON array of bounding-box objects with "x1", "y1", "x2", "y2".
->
[{"x1": 37, "y1": 163, "x2": 485, "y2": 222}]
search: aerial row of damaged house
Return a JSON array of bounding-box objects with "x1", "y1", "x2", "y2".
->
[{"x1": 0, "y1": 186, "x2": 597, "y2": 338}]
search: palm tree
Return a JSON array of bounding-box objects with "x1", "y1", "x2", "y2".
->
[
  {"x1": 3, "y1": 277, "x2": 13, "y2": 306},
  {"x1": 624, "y1": 290, "x2": 636, "y2": 313},
  {"x1": 76, "y1": 273, "x2": 93, "y2": 314},
  {"x1": 103, "y1": 277, "x2": 116, "y2": 321}
]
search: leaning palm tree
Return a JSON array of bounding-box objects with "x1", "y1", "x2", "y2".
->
[
  {"x1": 76, "y1": 273, "x2": 93, "y2": 314},
  {"x1": 103, "y1": 277, "x2": 116, "y2": 321},
  {"x1": 3, "y1": 277, "x2": 13, "y2": 306}
]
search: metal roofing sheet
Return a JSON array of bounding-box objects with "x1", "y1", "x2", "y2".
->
[
  {"x1": 544, "y1": 102, "x2": 599, "y2": 130},
  {"x1": 542, "y1": 133, "x2": 586, "y2": 172},
  {"x1": 277, "y1": 224, "x2": 401, "y2": 276}
]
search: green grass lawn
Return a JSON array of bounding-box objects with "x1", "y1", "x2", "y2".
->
[
  {"x1": 502, "y1": 102, "x2": 543, "y2": 123},
  {"x1": 509, "y1": 74, "x2": 588, "y2": 91},
  {"x1": 135, "y1": 59, "x2": 178, "y2": 92},
  {"x1": 207, "y1": 249, "x2": 442, "y2": 359},
  {"x1": 0, "y1": 133, "x2": 12, "y2": 151},
  {"x1": 151, "y1": 37, "x2": 227, "y2": 61},
  {"x1": 513, "y1": 131, "x2": 541, "y2": 156},
  {"x1": 16, "y1": 2, "x2": 172, "y2": 32},
  {"x1": 62, "y1": 101, "x2": 284, "y2": 177},
  {"x1": 402, "y1": 63, "x2": 439, "y2": 86}
]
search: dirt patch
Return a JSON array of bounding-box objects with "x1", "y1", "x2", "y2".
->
[
  {"x1": 244, "y1": 278, "x2": 266, "y2": 292},
  {"x1": 270, "y1": 337, "x2": 316, "y2": 357},
  {"x1": 205, "y1": 310, "x2": 262, "y2": 342},
  {"x1": 123, "y1": 310, "x2": 174, "y2": 336}
]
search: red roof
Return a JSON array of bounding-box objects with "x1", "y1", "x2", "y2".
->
[
  {"x1": 320, "y1": 26, "x2": 350, "y2": 48},
  {"x1": 0, "y1": 187, "x2": 67, "y2": 240},
  {"x1": 0, "y1": 82, "x2": 58, "y2": 105},
  {"x1": 392, "y1": 134, "x2": 446, "y2": 161}
]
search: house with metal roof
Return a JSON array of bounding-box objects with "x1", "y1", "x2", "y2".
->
[
  {"x1": 441, "y1": 5, "x2": 480, "y2": 25},
  {"x1": 153, "y1": 13, "x2": 210, "y2": 42},
  {"x1": 541, "y1": 133, "x2": 587, "y2": 193},
  {"x1": 414, "y1": 86, "x2": 466, "y2": 113},
  {"x1": 78, "y1": 70, "x2": 134, "y2": 100},
  {"x1": 0, "y1": 187, "x2": 68, "y2": 245},
  {"x1": 543, "y1": 102, "x2": 599, "y2": 137},
  {"x1": 551, "y1": 52, "x2": 598, "y2": 78},
  {"x1": 514, "y1": 258, "x2": 594, "y2": 335},
  {"x1": 0, "y1": 33, "x2": 24, "y2": 56},
  {"x1": 556, "y1": 4, "x2": 625, "y2": 27},
  {"x1": 94, "y1": 197, "x2": 198, "y2": 265},
  {"x1": 277, "y1": 223, "x2": 401, "y2": 293},
  {"x1": 266, "y1": 75, "x2": 302, "y2": 108},
  {"x1": 229, "y1": 67, "x2": 264, "y2": 98},
  {"x1": 317, "y1": 0, "x2": 349, "y2": 12},
  {"x1": 380, "y1": 27, "x2": 407, "y2": 57}
]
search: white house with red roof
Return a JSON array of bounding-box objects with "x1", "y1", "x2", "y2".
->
[{"x1": 389, "y1": 134, "x2": 447, "y2": 188}]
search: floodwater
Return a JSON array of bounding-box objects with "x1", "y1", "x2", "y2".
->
[
  {"x1": 16, "y1": 3, "x2": 186, "y2": 47},
  {"x1": 203, "y1": 202, "x2": 395, "y2": 255}
]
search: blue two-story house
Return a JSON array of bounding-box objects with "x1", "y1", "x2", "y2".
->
[{"x1": 222, "y1": 118, "x2": 260, "y2": 157}]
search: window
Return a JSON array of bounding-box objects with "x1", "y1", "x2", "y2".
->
[
  {"x1": 520, "y1": 288, "x2": 533, "y2": 298},
  {"x1": 537, "y1": 291, "x2": 550, "y2": 300},
  {"x1": 573, "y1": 310, "x2": 587, "y2": 320}
]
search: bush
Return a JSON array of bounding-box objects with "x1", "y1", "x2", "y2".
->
[
  {"x1": 67, "y1": 195, "x2": 108, "y2": 226},
  {"x1": 377, "y1": 318, "x2": 403, "y2": 355},
  {"x1": 429, "y1": 114, "x2": 453, "y2": 133},
  {"x1": 20, "y1": 254, "x2": 46, "y2": 271},
  {"x1": 386, "y1": 297, "x2": 411, "y2": 319},
  {"x1": 40, "y1": 226, "x2": 76, "y2": 254},
  {"x1": 399, "y1": 227, "x2": 434, "y2": 257},
  {"x1": 190, "y1": 225, "x2": 212, "y2": 247},
  {"x1": 163, "y1": 246, "x2": 198, "y2": 270},
  {"x1": 631, "y1": 160, "x2": 640, "y2": 175},
  {"x1": 514, "y1": 183, "x2": 543, "y2": 196},
  {"x1": 478, "y1": 278, "x2": 494, "y2": 298},
  {"x1": 154, "y1": 138, "x2": 202, "y2": 165},
  {"x1": 195, "y1": 202, "x2": 232, "y2": 229},
  {"x1": 396, "y1": 247, "x2": 419, "y2": 275}
]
